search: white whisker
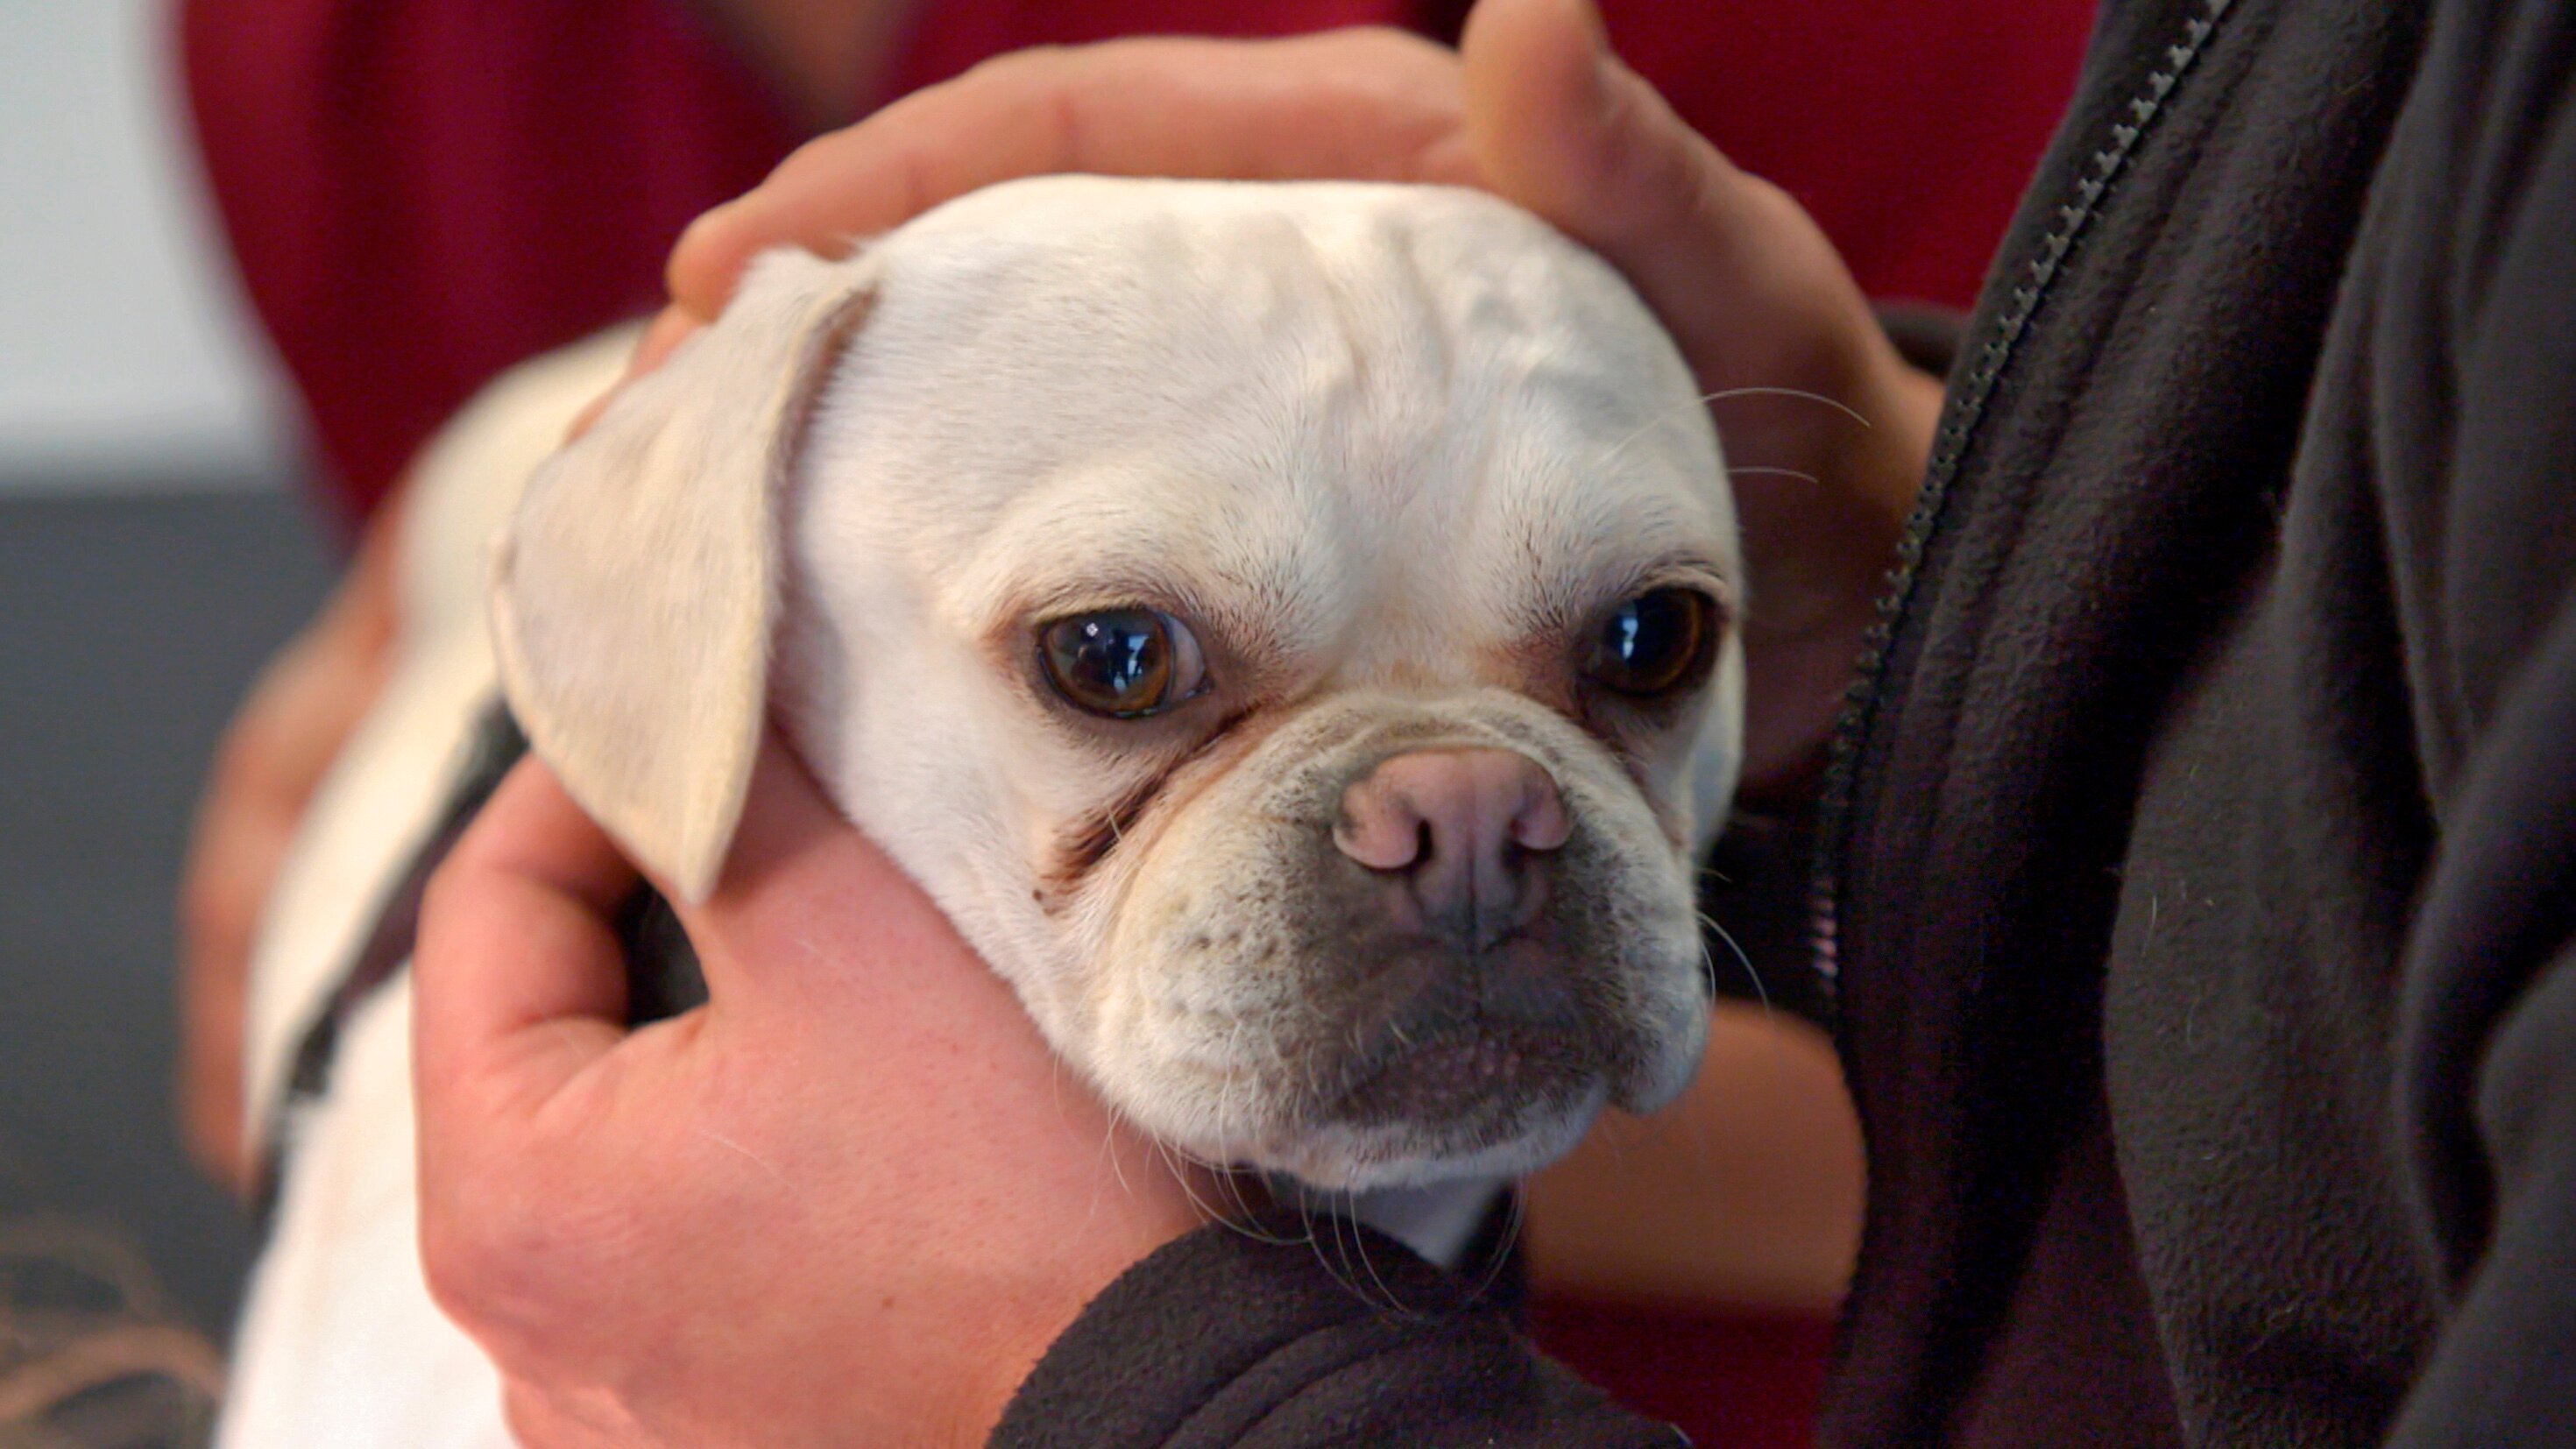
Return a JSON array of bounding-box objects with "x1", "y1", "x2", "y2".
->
[
  {"x1": 1592, "y1": 381, "x2": 1874, "y2": 488},
  {"x1": 1699, "y1": 385, "x2": 1875, "y2": 429},
  {"x1": 1459, "y1": 1185, "x2": 1529, "y2": 1308},
  {"x1": 1698, "y1": 908, "x2": 1773, "y2": 1015}
]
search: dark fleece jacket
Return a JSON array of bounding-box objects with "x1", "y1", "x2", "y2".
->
[{"x1": 990, "y1": 0, "x2": 2576, "y2": 1444}]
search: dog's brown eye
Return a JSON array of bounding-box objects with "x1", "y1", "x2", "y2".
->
[
  {"x1": 1588, "y1": 588, "x2": 1717, "y2": 699},
  {"x1": 1039, "y1": 609, "x2": 1209, "y2": 718}
]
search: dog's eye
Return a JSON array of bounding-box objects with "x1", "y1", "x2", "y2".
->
[
  {"x1": 1587, "y1": 588, "x2": 1718, "y2": 699},
  {"x1": 1038, "y1": 609, "x2": 1210, "y2": 718}
]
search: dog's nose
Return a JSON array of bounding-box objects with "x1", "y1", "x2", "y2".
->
[{"x1": 1334, "y1": 748, "x2": 1569, "y2": 948}]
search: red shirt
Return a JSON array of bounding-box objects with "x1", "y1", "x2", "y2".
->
[{"x1": 181, "y1": 0, "x2": 2089, "y2": 527}]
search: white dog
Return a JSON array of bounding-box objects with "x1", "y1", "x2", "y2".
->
[{"x1": 220, "y1": 176, "x2": 1742, "y2": 1447}]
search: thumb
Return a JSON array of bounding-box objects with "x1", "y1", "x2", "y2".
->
[
  {"x1": 1463, "y1": 0, "x2": 1757, "y2": 304},
  {"x1": 1462, "y1": 0, "x2": 1941, "y2": 793},
  {"x1": 414, "y1": 757, "x2": 640, "y2": 1132},
  {"x1": 1460, "y1": 0, "x2": 1858, "y2": 411}
]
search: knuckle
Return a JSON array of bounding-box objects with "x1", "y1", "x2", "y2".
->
[
  {"x1": 953, "y1": 45, "x2": 1084, "y2": 142},
  {"x1": 960, "y1": 40, "x2": 1072, "y2": 88},
  {"x1": 416, "y1": 852, "x2": 470, "y2": 937},
  {"x1": 417, "y1": 845, "x2": 502, "y2": 956},
  {"x1": 498, "y1": 1387, "x2": 547, "y2": 1445},
  {"x1": 499, "y1": 1386, "x2": 583, "y2": 1448},
  {"x1": 419, "y1": 1169, "x2": 575, "y2": 1345}
]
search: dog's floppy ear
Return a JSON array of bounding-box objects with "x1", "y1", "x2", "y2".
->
[{"x1": 492, "y1": 249, "x2": 874, "y2": 902}]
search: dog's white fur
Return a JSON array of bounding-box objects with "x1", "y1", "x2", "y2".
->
[{"x1": 221, "y1": 177, "x2": 1739, "y2": 1447}]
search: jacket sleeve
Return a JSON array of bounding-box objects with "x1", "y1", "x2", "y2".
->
[
  {"x1": 988, "y1": 1215, "x2": 1684, "y2": 1448},
  {"x1": 2382, "y1": 2, "x2": 2576, "y2": 1438},
  {"x1": 2394, "y1": 614, "x2": 2576, "y2": 1444}
]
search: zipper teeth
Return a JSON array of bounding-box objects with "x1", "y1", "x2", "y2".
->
[{"x1": 1805, "y1": 0, "x2": 2238, "y2": 1017}]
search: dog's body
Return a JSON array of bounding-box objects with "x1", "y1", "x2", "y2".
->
[{"x1": 221, "y1": 178, "x2": 1740, "y2": 1446}]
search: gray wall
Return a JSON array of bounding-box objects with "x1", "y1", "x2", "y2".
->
[
  {"x1": 2, "y1": 1, "x2": 326, "y2": 1338},
  {"x1": 0, "y1": 493, "x2": 332, "y2": 1335},
  {"x1": 0, "y1": 0, "x2": 292, "y2": 491}
]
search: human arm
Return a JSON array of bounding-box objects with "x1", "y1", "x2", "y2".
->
[
  {"x1": 2396, "y1": 623, "x2": 2576, "y2": 1444},
  {"x1": 177, "y1": 494, "x2": 404, "y2": 1192}
]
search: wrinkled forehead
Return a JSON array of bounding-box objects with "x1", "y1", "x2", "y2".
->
[{"x1": 800, "y1": 178, "x2": 1732, "y2": 637}]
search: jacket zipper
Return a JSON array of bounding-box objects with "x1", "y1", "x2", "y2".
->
[{"x1": 1805, "y1": 0, "x2": 2240, "y2": 1018}]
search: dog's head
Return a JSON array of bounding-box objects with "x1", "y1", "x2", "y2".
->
[{"x1": 495, "y1": 177, "x2": 1738, "y2": 1191}]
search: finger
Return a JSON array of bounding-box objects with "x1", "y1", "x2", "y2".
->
[
  {"x1": 177, "y1": 947, "x2": 250, "y2": 1191},
  {"x1": 667, "y1": 28, "x2": 1473, "y2": 319},
  {"x1": 177, "y1": 784, "x2": 291, "y2": 1027},
  {"x1": 1463, "y1": 0, "x2": 1918, "y2": 520},
  {"x1": 1461, "y1": 0, "x2": 1813, "y2": 378},
  {"x1": 175, "y1": 746, "x2": 290, "y2": 1190},
  {"x1": 563, "y1": 307, "x2": 704, "y2": 441},
  {"x1": 414, "y1": 757, "x2": 640, "y2": 1127},
  {"x1": 627, "y1": 305, "x2": 701, "y2": 378}
]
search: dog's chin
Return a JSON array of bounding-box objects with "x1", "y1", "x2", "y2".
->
[
  {"x1": 1244, "y1": 1076, "x2": 1614, "y2": 1193},
  {"x1": 1279, "y1": 1018, "x2": 1706, "y2": 1192},
  {"x1": 1100, "y1": 980, "x2": 1711, "y2": 1195}
]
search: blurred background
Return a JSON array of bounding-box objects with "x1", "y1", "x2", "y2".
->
[
  {"x1": 0, "y1": 4, "x2": 290, "y2": 491},
  {"x1": 0, "y1": 0, "x2": 315, "y2": 1344}
]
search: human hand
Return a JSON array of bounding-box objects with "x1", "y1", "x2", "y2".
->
[
  {"x1": 638, "y1": 0, "x2": 1942, "y2": 797},
  {"x1": 177, "y1": 504, "x2": 402, "y2": 1194},
  {"x1": 412, "y1": 742, "x2": 1207, "y2": 1447}
]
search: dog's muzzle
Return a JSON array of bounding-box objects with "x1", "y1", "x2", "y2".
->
[{"x1": 1291, "y1": 744, "x2": 1643, "y2": 1150}]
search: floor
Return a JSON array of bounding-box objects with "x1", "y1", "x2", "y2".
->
[{"x1": 0, "y1": 488, "x2": 335, "y2": 1337}]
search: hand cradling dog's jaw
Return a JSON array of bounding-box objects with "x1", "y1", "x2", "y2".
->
[{"x1": 494, "y1": 175, "x2": 1742, "y2": 1202}]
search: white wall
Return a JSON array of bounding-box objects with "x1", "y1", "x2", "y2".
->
[{"x1": 0, "y1": 0, "x2": 292, "y2": 490}]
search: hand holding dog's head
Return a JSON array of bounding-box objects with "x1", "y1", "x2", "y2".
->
[{"x1": 495, "y1": 177, "x2": 1739, "y2": 1191}]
